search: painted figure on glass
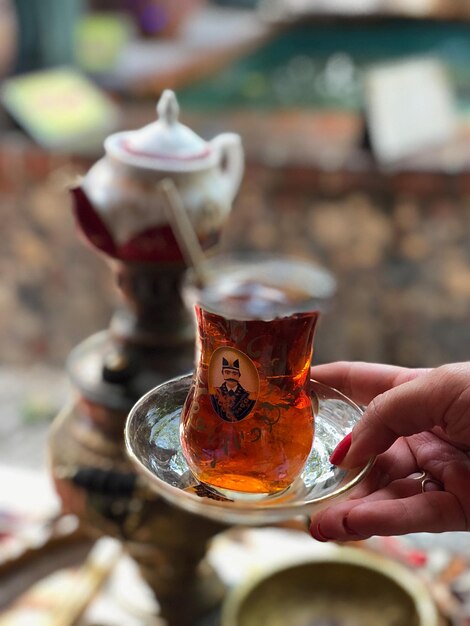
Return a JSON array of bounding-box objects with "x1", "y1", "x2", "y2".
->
[{"x1": 209, "y1": 351, "x2": 257, "y2": 422}]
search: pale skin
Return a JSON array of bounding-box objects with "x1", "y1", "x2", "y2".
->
[
  {"x1": 309, "y1": 361, "x2": 470, "y2": 541},
  {"x1": 222, "y1": 367, "x2": 241, "y2": 391}
]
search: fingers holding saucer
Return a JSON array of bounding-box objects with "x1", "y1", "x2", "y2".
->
[{"x1": 310, "y1": 489, "x2": 465, "y2": 542}]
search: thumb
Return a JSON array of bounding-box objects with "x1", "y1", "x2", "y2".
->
[{"x1": 335, "y1": 363, "x2": 470, "y2": 469}]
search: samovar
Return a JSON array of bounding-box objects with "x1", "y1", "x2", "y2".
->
[{"x1": 48, "y1": 90, "x2": 244, "y2": 625}]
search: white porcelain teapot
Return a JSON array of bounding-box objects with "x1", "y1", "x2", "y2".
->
[{"x1": 72, "y1": 90, "x2": 244, "y2": 262}]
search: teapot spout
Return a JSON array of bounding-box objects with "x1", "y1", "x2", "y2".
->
[{"x1": 71, "y1": 186, "x2": 117, "y2": 258}]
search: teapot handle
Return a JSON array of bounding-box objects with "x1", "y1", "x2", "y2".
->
[{"x1": 210, "y1": 133, "x2": 244, "y2": 203}]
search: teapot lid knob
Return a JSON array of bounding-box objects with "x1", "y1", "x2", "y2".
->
[
  {"x1": 104, "y1": 88, "x2": 216, "y2": 170},
  {"x1": 157, "y1": 90, "x2": 180, "y2": 125}
]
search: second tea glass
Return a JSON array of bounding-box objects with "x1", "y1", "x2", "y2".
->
[{"x1": 180, "y1": 254, "x2": 336, "y2": 499}]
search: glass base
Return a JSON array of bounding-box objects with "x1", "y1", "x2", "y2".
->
[
  {"x1": 209, "y1": 487, "x2": 275, "y2": 501},
  {"x1": 203, "y1": 483, "x2": 292, "y2": 502},
  {"x1": 125, "y1": 374, "x2": 374, "y2": 525}
]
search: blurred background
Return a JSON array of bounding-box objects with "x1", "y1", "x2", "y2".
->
[
  {"x1": 1, "y1": 0, "x2": 470, "y2": 624},
  {"x1": 2, "y1": 0, "x2": 470, "y2": 373}
]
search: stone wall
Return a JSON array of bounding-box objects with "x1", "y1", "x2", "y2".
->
[
  {"x1": 1, "y1": 137, "x2": 469, "y2": 369},
  {"x1": 0, "y1": 137, "x2": 113, "y2": 367},
  {"x1": 222, "y1": 165, "x2": 470, "y2": 368}
]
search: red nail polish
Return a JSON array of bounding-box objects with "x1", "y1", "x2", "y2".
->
[
  {"x1": 311, "y1": 522, "x2": 331, "y2": 542},
  {"x1": 330, "y1": 432, "x2": 352, "y2": 466}
]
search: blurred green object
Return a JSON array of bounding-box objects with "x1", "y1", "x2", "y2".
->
[
  {"x1": 178, "y1": 20, "x2": 470, "y2": 112},
  {"x1": 21, "y1": 395, "x2": 57, "y2": 423},
  {"x1": 1, "y1": 67, "x2": 120, "y2": 151},
  {"x1": 13, "y1": 0, "x2": 84, "y2": 72},
  {"x1": 75, "y1": 12, "x2": 134, "y2": 74}
]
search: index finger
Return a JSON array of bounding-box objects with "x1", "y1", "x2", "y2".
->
[
  {"x1": 310, "y1": 361, "x2": 430, "y2": 405},
  {"x1": 340, "y1": 363, "x2": 470, "y2": 469}
]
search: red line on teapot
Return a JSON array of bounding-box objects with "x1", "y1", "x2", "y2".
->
[{"x1": 121, "y1": 140, "x2": 211, "y2": 161}]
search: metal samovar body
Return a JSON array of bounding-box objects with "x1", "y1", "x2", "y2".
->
[{"x1": 48, "y1": 90, "x2": 244, "y2": 625}]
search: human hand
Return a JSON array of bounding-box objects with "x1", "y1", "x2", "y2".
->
[{"x1": 309, "y1": 361, "x2": 470, "y2": 541}]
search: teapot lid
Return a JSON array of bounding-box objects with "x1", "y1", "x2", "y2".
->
[{"x1": 105, "y1": 90, "x2": 216, "y2": 171}]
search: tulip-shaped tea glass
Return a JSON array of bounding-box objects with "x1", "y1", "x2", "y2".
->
[{"x1": 180, "y1": 254, "x2": 336, "y2": 500}]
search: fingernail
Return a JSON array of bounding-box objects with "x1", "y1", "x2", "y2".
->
[
  {"x1": 330, "y1": 432, "x2": 352, "y2": 466},
  {"x1": 310, "y1": 522, "x2": 332, "y2": 542}
]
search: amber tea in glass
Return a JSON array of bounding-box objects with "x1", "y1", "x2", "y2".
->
[{"x1": 180, "y1": 255, "x2": 335, "y2": 498}]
